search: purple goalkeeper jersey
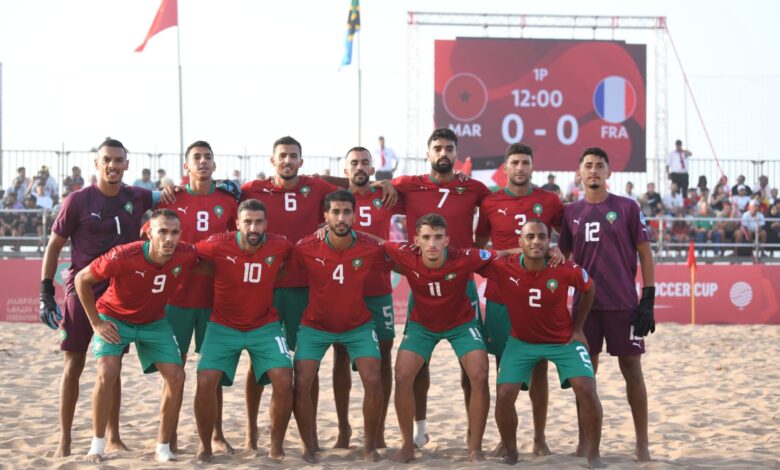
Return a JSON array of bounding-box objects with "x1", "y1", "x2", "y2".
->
[
  {"x1": 51, "y1": 184, "x2": 153, "y2": 295},
  {"x1": 558, "y1": 193, "x2": 650, "y2": 311}
]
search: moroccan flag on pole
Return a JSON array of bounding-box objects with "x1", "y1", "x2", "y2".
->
[
  {"x1": 135, "y1": 0, "x2": 178, "y2": 52},
  {"x1": 340, "y1": 0, "x2": 360, "y2": 66},
  {"x1": 687, "y1": 240, "x2": 697, "y2": 324}
]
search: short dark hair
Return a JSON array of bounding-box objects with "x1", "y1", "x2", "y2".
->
[
  {"x1": 505, "y1": 143, "x2": 534, "y2": 161},
  {"x1": 324, "y1": 189, "x2": 356, "y2": 211},
  {"x1": 427, "y1": 128, "x2": 457, "y2": 147},
  {"x1": 142, "y1": 168, "x2": 151, "y2": 175},
  {"x1": 273, "y1": 136, "x2": 302, "y2": 155},
  {"x1": 521, "y1": 218, "x2": 548, "y2": 233},
  {"x1": 578, "y1": 147, "x2": 610, "y2": 165},
  {"x1": 238, "y1": 198, "x2": 267, "y2": 216},
  {"x1": 98, "y1": 138, "x2": 128, "y2": 155},
  {"x1": 17, "y1": 167, "x2": 25, "y2": 173},
  {"x1": 416, "y1": 213, "x2": 447, "y2": 233},
  {"x1": 345, "y1": 146, "x2": 372, "y2": 159},
  {"x1": 675, "y1": 139, "x2": 683, "y2": 146},
  {"x1": 186, "y1": 140, "x2": 213, "y2": 157},
  {"x1": 149, "y1": 208, "x2": 179, "y2": 222}
]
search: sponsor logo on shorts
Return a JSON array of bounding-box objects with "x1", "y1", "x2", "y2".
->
[
  {"x1": 124, "y1": 201, "x2": 134, "y2": 214},
  {"x1": 532, "y1": 203, "x2": 543, "y2": 215},
  {"x1": 59, "y1": 328, "x2": 67, "y2": 341},
  {"x1": 300, "y1": 185, "x2": 311, "y2": 197},
  {"x1": 214, "y1": 205, "x2": 224, "y2": 217},
  {"x1": 546, "y1": 278, "x2": 559, "y2": 292},
  {"x1": 606, "y1": 211, "x2": 617, "y2": 224}
]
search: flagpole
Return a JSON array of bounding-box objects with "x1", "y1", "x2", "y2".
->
[
  {"x1": 176, "y1": 17, "x2": 184, "y2": 173},
  {"x1": 690, "y1": 265, "x2": 695, "y2": 324},
  {"x1": 357, "y1": 30, "x2": 362, "y2": 145}
]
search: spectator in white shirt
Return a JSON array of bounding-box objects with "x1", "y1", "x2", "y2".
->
[
  {"x1": 732, "y1": 185, "x2": 752, "y2": 212},
  {"x1": 666, "y1": 139, "x2": 692, "y2": 195},
  {"x1": 623, "y1": 181, "x2": 640, "y2": 204},
  {"x1": 374, "y1": 136, "x2": 399, "y2": 180},
  {"x1": 736, "y1": 199, "x2": 767, "y2": 245},
  {"x1": 662, "y1": 182, "x2": 684, "y2": 214}
]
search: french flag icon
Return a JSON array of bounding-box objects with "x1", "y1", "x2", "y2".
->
[{"x1": 593, "y1": 76, "x2": 637, "y2": 124}]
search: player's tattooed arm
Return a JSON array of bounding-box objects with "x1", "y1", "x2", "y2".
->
[
  {"x1": 74, "y1": 267, "x2": 120, "y2": 344},
  {"x1": 570, "y1": 279, "x2": 596, "y2": 349}
]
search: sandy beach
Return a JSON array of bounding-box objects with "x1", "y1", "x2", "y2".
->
[{"x1": 0, "y1": 322, "x2": 778, "y2": 469}]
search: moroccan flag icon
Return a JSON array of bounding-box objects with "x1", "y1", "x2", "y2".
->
[{"x1": 593, "y1": 76, "x2": 637, "y2": 124}]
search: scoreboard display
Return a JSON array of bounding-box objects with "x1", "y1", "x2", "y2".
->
[{"x1": 434, "y1": 38, "x2": 647, "y2": 171}]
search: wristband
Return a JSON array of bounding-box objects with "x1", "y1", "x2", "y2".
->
[{"x1": 41, "y1": 279, "x2": 55, "y2": 296}]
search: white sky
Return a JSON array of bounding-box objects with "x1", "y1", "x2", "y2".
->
[{"x1": 0, "y1": 0, "x2": 778, "y2": 167}]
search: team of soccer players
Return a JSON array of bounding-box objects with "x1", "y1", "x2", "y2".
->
[{"x1": 40, "y1": 130, "x2": 656, "y2": 466}]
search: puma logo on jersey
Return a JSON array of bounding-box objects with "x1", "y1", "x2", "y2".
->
[
  {"x1": 509, "y1": 277, "x2": 520, "y2": 286},
  {"x1": 177, "y1": 207, "x2": 188, "y2": 215},
  {"x1": 90, "y1": 212, "x2": 101, "y2": 219},
  {"x1": 315, "y1": 258, "x2": 326, "y2": 266},
  {"x1": 573, "y1": 218, "x2": 581, "y2": 225},
  {"x1": 497, "y1": 208, "x2": 508, "y2": 216},
  {"x1": 411, "y1": 271, "x2": 421, "y2": 279},
  {"x1": 225, "y1": 255, "x2": 237, "y2": 264},
  {"x1": 263, "y1": 188, "x2": 273, "y2": 193},
  {"x1": 134, "y1": 270, "x2": 146, "y2": 278}
]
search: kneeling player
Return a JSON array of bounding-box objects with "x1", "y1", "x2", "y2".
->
[
  {"x1": 75, "y1": 210, "x2": 199, "y2": 463},
  {"x1": 479, "y1": 220, "x2": 603, "y2": 468},
  {"x1": 193, "y1": 199, "x2": 294, "y2": 462}
]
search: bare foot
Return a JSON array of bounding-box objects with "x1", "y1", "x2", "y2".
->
[
  {"x1": 533, "y1": 439, "x2": 551, "y2": 456},
  {"x1": 584, "y1": 456, "x2": 607, "y2": 468},
  {"x1": 196, "y1": 447, "x2": 213, "y2": 463},
  {"x1": 244, "y1": 434, "x2": 258, "y2": 451},
  {"x1": 572, "y1": 443, "x2": 587, "y2": 458},
  {"x1": 105, "y1": 438, "x2": 129, "y2": 453},
  {"x1": 334, "y1": 424, "x2": 352, "y2": 449},
  {"x1": 469, "y1": 449, "x2": 486, "y2": 462},
  {"x1": 636, "y1": 444, "x2": 651, "y2": 462},
  {"x1": 491, "y1": 441, "x2": 508, "y2": 458},
  {"x1": 465, "y1": 427, "x2": 471, "y2": 446},
  {"x1": 501, "y1": 450, "x2": 519, "y2": 465},
  {"x1": 364, "y1": 449, "x2": 382, "y2": 462},
  {"x1": 54, "y1": 437, "x2": 71, "y2": 457},
  {"x1": 212, "y1": 437, "x2": 235, "y2": 455},
  {"x1": 86, "y1": 453, "x2": 104, "y2": 463},
  {"x1": 312, "y1": 436, "x2": 322, "y2": 453},
  {"x1": 268, "y1": 447, "x2": 285, "y2": 462},
  {"x1": 301, "y1": 449, "x2": 317, "y2": 463},
  {"x1": 376, "y1": 437, "x2": 388, "y2": 449},
  {"x1": 393, "y1": 445, "x2": 416, "y2": 463},
  {"x1": 413, "y1": 433, "x2": 429, "y2": 449}
]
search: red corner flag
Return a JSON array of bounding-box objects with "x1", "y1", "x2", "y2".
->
[
  {"x1": 135, "y1": 0, "x2": 178, "y2": 52},
  {"x1": 686, "y1": 240, "x2": 697, "y2": 271}
]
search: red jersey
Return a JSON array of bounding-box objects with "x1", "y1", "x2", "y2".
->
[
  {"x1": 91, "y1": 241, "x2": 199, "y2": 325},
  {"x1": 392, "y1": 175, "x2": 490, "y2": 249},
  {"x1": 478, "y1": 257, "x2": 592, "y2": 344},
  {"x1": 475, "y1": 187, "x2": 563, "y2": 304},
  {"x1": 156, "y1": 184, "x2": 238, "y2": 308},
  {"x1": 353, "y1": 188, "x2": 405, "y2": 296},
  {"x1": 196, "y1": 232, "x2": 292, "y2": 331},
  {"x1": 294, "y1": 233, "x2": 392, "y2": 333},
  {"x1": 241, "y1": 175, "x2": 339, "y2": 287},
  {"x1": 383, "y1": 242, "x2": 493, "y2": 332}
]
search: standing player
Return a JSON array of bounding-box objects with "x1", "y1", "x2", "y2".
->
[
  {"x1": 40, "y1": 138, "x2": 155, "y2": 457},
  {"x1": 558, "y1": 147, "x2": 656, "y2": 462},
  {"x1": 390, "y1": 128, "x2": 491, "y2": 446},
  {"x1": 292, "y1": 190, "x2": 389, "y2": 463},
  {"x1": 479, "y1": 220, "x2": 603, "y2": 467},
  {"x1": 155, "y1": 140, "x2": 238, "y2": 452},
  {"x1": 384, "y1": 214, "x2": 493, "y2": 463},
  {"x1": 193, "y1": 199, "x2": 294, "y2": 463},
  {"x1": 332, "y1": 147, "x2": 404, "y2": 449},
  {"x1": 74, "y1": 210, "x2": 198, "y2": 462},
  {"x1": 474, "y1": 143, "x2": 563, "y2": 455}
]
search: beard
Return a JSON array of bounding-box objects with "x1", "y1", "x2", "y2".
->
[
  {"x1": 352, "y1": 172, "x2": 369, "y2": 187},
  {"x1": 431, "y1": 159, "x2": 453, "y2": 174},
  {"x1": 330, "y1": 223, "x2": 351, "y2": 236}
]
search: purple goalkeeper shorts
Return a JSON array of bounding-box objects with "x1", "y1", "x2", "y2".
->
[
  {"x1": 59, "y1": 293, "x2": 95, "y2": 353},
  {"x1": 582, "y1": 309, "x2": 645, "y2": 357}
]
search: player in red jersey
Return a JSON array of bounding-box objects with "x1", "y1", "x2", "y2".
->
[
  {"x1": 332, "y1": 147, "x2": 405, "y2": 449},
  {"x1": 474, "y1": 143, "x2": 563, "y2": 456},
  {"x1": 390, "y1": 128, "x2": 491, "y2": 447},
  {"x1": 479, "y1": 220, "x2": 603, "y2": 467},
  {"x1": 74, "y1": 210, "x2": 200, "y2": 463},
  {"x1": 193, "y1": 199, "x2": 294, "y2": 463},
  {"x1": 154, "y1": 140, "x2": 238, "y2": 453},
  {"x1": 291, "y1": 190, "x2": 390, "y2": 463},
  {"x1": 384, "y1": 213, "x2": 493, "y2": 463},
  {"x1": 40, "y1": 138, "x2": 156, "y2": 457}
]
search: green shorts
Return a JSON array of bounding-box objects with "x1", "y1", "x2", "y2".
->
[
  {"x1": 484, "y1": 301, "x2": 511, "y2": 357},
  {"x1": 399, "y1": 320, "x2": 486, "y2": 365},
  {"x1": 165, "y1": 305, "x2": 211, "y2": 355},
  {"x1": 497, "y1": 337, "x2": 595, "y2": 390},
  {"x1": 273, "y1": 287, "x2": 309, "y2": 351},
  {"x1": 94, "y1": 314, "x2": 183, "y2": 374},
  {"x1": 407, "y1": 279, "x2": 482, "y2": 325},
  {"x1": 295, "y1": 322, "x2": 380, "y2": 369},
  {"x1": 197, "y1": 321, "x2": 293, "y2": 386},
  {"x1": 366, "y1": 294, "x2": 395, "y2": 341}
]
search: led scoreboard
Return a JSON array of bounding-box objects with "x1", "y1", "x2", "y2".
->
[{"x1": 434, "y1": 38, "x2": 647, "y2": 171}]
